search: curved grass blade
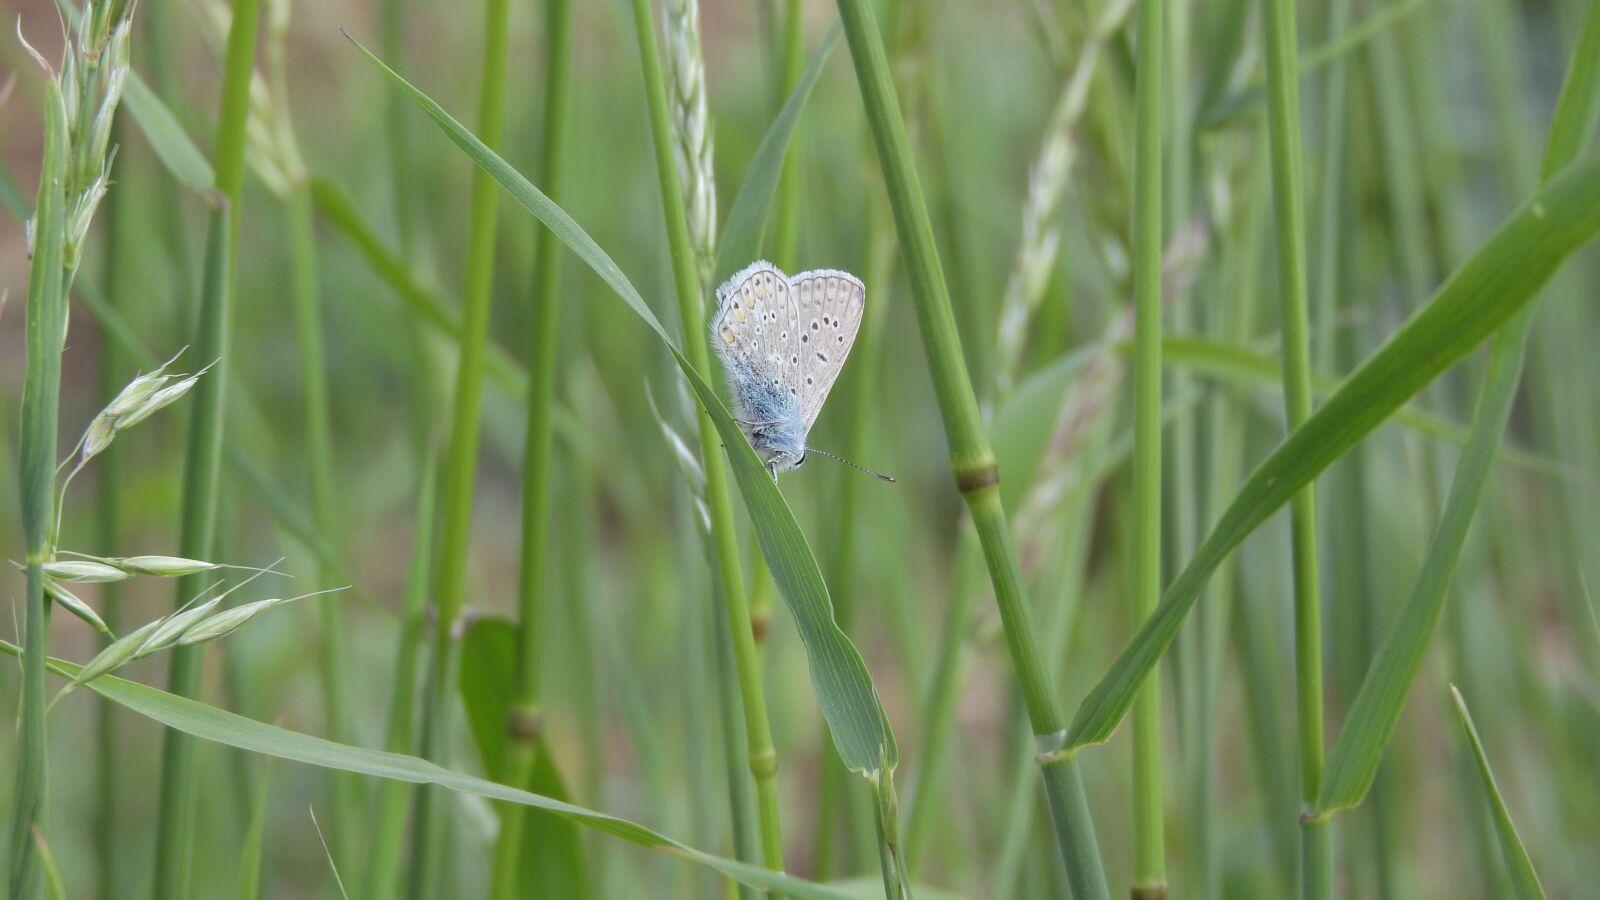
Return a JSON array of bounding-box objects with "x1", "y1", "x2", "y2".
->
[
  {"x1": 1056, "y1": 152, "x2": 1600, "y2": 753},
  {"x1": 710, "y1": 21, "x2": 842, "y2": 288},
  {"x1": 123, "y1": 73, "x2": 215, "y2": 192},
  {"x1": 343, "y1": 30, "x2": 897, "y2": 777},
  {"x1": 0, "y1": 641, "x2": 848, "y2": 900},
  {"x1": 1448, "y1": 687, "x2": 1548, "y2": 900},
  {"x1": 1156, "y1": 335, "x2": 1580, "y2": 483}
]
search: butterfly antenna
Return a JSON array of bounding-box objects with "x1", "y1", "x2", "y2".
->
[{"x1": 806, "y1": 447, "x2": 895, "y2": 482}]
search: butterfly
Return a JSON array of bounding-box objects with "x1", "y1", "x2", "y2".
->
[{"x1": 710, "y1": 261, "x2": 891, "y2": 482}]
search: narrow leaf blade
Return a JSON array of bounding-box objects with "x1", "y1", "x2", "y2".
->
[
  {"x1": 1061, "y1": 153, "x2": 1600, "y2": 751},
  {"x1": 345, "y1": 31, "x2": 897, "y2": 776}
]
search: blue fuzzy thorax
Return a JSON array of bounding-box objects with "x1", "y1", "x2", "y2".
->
[{"x1": 723, "y1": 354, "x2": 807, "y2": 477}]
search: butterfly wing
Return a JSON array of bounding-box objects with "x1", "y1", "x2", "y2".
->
[
  {"x1": 790, "y1": 268, "x2": 866, "y2": 433},
  {"x1": 711, "y1": 261, "x2": 806, "y2": 427}
]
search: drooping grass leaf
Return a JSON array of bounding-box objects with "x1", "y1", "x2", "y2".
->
[
  {"x1": 2, "y1": 642, "x2": 848, "y2": 900},
  {"x1": 1156, "y1": 335, "x2": 1579, "y2": 482},
  {"x1": 1313, "y1": 2, "x2": 1600, "y2": 819},
  {"x1": 710, "y1": 22, "x2": 842, "y2": 288},
  {"x1": 1058, "y1": 151, "x2": 1600, "y2": 753},
  {"x1": 344, "y1": 31, "x2": 897, "y2": 778},
  {"x1": 1311, "y1": 316, "x2": 1528, "y2": 819},
  {"x1": 458, "y1": 617, "x2": 590, "y2": 900},
  {"x1": 1448, "y1": 687, "x2": 1548, "y2": 900},
  {"x1": 122, "y1": 73, "x2": 215, "y2": 192}
]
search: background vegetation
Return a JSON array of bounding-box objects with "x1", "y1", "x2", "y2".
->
[{"x1": 2, "y1": 0, "x2": 1598, "y2": 897}]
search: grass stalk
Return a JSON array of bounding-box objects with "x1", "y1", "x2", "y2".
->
[
  {"x1": 490, "y1": 0, "x2": 575, "y2": 894},
  {"x1": 817, "y1": 202, "x2": 895, "y2": 878},
  {"x1": 93, "y1": 110, "x2": 135, "y2": 900},
  {"x1": 770, "y1": 0, "x2": 806, "y2": 270},
  {"x1": 627, "y1": 0, "x2": 785, "y2": 877},
  {"x1": 1130, "y1": 0, "x2": 1167, "y2": 892},
  {"x1": 1259, "y1": 0, "x2": 1331, "y2": 893},
  {"x1": 831, "y1": 5, "x2": 1109, "y2": 894},
  {"x1": 7, "y1": 60, "x2": 68, "y2": 900},
  {"x1": 271, "y1": 1, "x2": 363, "y2": 861},
  {"x1": 405, "y1": 0, "x2": 511, "y2": 894},
  {"x1": 362, "y1": 460, "x2": 438, "y2": 900},
  {"x1": 151, "y1": 0, "x2": 261, "y2": 895}
]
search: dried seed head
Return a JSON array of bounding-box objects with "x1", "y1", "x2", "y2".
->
[
  {"x1": 43, "y1": 559, "x2": 131, "y2": 583},
  {"x1": 44, "y1": 579, "x2": 113, "y2": 637}
]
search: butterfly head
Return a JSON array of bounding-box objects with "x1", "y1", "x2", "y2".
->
[{"x1": 749, "y1": 426, "x2": 808, "y2": 479}]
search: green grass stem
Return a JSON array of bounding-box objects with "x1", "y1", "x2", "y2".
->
[
  {"x1": 1259, "y1": 0, "x2": 1332, "y2": 893},
  {"x1": 1130, "y1": 0, "x2": 1167, "y2": 891},
  {"x1": 7, "y1": 64, "x2": 68, "y2": 900},
  {"x1": 407, "y1": 0, "x2": 511, "y2": 894},
  {"x1": 151, "y1": 1, "x2": 261, "y2": 895},
  {"x1": 626, "y1": 0, "x2": 785, "y2": 878},
  {"x1": 491, "y1": 0, "x2": 575, "y2": 894},
  {"x1": 832, "y1": 5, "x2": 1110, "y2": 895}
]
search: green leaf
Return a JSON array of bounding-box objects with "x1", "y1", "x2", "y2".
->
[
  {"x1": 1448, "y1": 687, "x2": 1548, "y2": 900},
  {"x1": 4, "y1": 642, "x2": 849, "y2": 900},
  {"x1": 459, "y1": 616, "x2": 518, "y2": 780},
  {"x1": 1156, "y1": 335, "x2": 1579, "y2": 483},
  {"x1": 710, "y1": 22, "x2": 842, "y2": 288},
  {"x1": 1058, "y1": 152, "x2": 1600, "y2": 753},
  {"x1": 458, "y1": 618, "x2": 593, "y2": 899},
  {"x1": 345, "y1": 30, "x2": 897, "y2": 778},
  {"x1": 1313, "y1": 1, "x2": 1600, "y2": 819},
  {"x1": 1311, "y1": 316, "x2": 1529, "y2": 819},
  {"x1": 122, "y1": 72, "x2": 216, "y2": 192}
]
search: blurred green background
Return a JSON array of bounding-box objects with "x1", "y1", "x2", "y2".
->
[{"x1": 2, "y1": 0, "x2": 1598, "y2": 897}]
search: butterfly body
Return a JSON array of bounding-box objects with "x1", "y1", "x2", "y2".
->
[{"x1": 711, "y1": 261, "x2": 866, "y2": 479}]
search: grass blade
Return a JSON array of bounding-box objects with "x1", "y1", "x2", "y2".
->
[
  {"x1": 1312, "y1": 0, "x2": 1600, "y2": 821},
  {"x1": 1058, "y1": 151, "x2": 1600, "y2": 753},
  {"x1": 5, "y1": 642, "x2": 850, "y2": 900},
  {"x1": 710, "y1": 21, "x2": 842, "y2": 287},
  {"x1": 1448, "y1": 687, "x2": 1548, "y2": 900},
  {"x1": 343, "y1": 29, "x2": 898, "y2": 778},
  {"x1": 832, "y1": 0, "x2": 1109, "y2": 894},
  {"x1": 121, "y1": 73, "x2": 214, "y2": 192}
]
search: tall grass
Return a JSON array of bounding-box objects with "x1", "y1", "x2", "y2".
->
[{"x1": 4, "y1": 2, "x2": 1600, "y2": 899}]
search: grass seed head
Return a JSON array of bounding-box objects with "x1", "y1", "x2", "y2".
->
[
  {"x1": 43, "y1": 580, "x2": 113, "y2": 637},
  {"x1": 42, "y1": 559, "x2": 131, "y2": 583},
  {"x1": 72, "y1": 616, "x2": 163, "y2": 686},
  {"x1": 110, "y1": 555, "x2": 221, "y2": 577}
]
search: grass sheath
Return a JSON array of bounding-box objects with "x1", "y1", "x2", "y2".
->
[
  {"x1": 627, "y1": 0, "x2": 786, "y2": 878},
  {"x1": 833, "y1": 1, "x2": 1109, "y2": 896},
  {"x1": 490, "y1": 0, "x2": 575, "y2": 895}
]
